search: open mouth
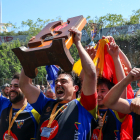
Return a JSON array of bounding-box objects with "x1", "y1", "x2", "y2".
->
[
  {"x1": 56, "y1": 87, "x2": 65, "y2": 97},
  {"x1": 10, "y1": 91, "x2": 17, "y2": 98}
]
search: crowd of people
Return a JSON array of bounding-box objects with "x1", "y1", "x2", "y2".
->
[{"x1": 0, "y1": 26, "x2": 140, "y2": 140}]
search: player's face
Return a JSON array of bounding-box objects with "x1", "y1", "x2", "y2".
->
[
  {"x1": 9, "y1": 79, "x2": 24, "y2": 104},
  {"x1": 97, "y1": 84, "x2": 109, "y2": 109},
  {"x1": 55, "y1": 74, "x2": 76, "y2": 102}
]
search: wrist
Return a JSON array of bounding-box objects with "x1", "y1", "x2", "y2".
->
[
  {"x1": 75, "y1": 41, "x2": 81, "y2": 46},
  {"x1": 112, "y1": 55, "x2": 120, "y2": 60},
  {"x1": 136, "y1": 94, "x2": 140, "y2": 98}
]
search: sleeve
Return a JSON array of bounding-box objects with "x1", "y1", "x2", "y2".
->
[
  {"x1": 78, "y1": 92, "x2": 98, "y2": 119},
  {"x1": 31, "y1": 91, "x2": 54, "y2": 115},
  {"x1": 0, "y1": 95, "x2": 10, "y2": 114},
  {"x1": 126, "y1": 99, "x2": 133, "y2": 105}
]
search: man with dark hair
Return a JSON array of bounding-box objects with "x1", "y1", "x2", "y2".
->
[
  {"x1": 19, "y1": 27, "x2": 98, "y2": 140},
  {"x1": 1, "y1": 83, "x2": 10, "y2": 99},
  {"x1": 102, "y1": 68, "x2": 140, "y2": 140},
  {"x1": 88, "y1": 36, "x2": 133, "y2": 140},
  {"x1": 57, "y1": 69, "x2": 82, "y2": 98},
  {"x1": 97, "y1": 76, "x2": 115, "y2": 109},
  {"x1": 0, "y1": 73, "x2": 40, "y2": 140},
  {"x1": 92, "y1": 76, "x2": 127, "y2": 140}
]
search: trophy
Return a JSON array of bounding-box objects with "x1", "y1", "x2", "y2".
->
[{"x1": 12, "y1": 15, "x2": 86, "y2": 78}]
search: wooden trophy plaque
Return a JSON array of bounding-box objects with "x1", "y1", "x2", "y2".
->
[{"x1": 12, "y1": 15, "x2": 87, "y2": 78}]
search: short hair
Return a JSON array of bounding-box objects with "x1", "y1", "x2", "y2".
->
[
  {"x1": 1, "y1": 83, "x2": 10, "y2": 90},
  {"x1": 57, "y1": 69, "x2": 82, "y2": 98},
  {"x1": 12, "y1": 73, "x2": 20, "y2": 80},
  {"x1": 97, "y1": 76, "x2": 115, "y2": 90}
]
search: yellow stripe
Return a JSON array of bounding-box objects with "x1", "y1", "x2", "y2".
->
[
  {"x1": 113, "y1": 110, "x2": 126, "y2": 122},
  {"x1": 89, "y1": 105, "x2": 98, "y2": 120},
  {"x1": 31, "y1": 109, "x2": 41, "y2": 124}
]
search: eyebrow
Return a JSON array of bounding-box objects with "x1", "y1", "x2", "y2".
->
[{"x1": 10, "y1": 84, "x2": 19, "y2": 86}]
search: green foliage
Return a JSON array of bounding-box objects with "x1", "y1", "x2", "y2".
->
[
  {"x1": 1, "y1": 9, "x2": 140, "y2": 82},
  {"x1": 70, "y1": 44, "x2": 79, "y2": 62},
  {"x1": 125, "y1": 9, "x2": 140, "y2": 25},
  {"x1": 98, "y1": 14, "x2": 126, "y2": 28},
  {"x1": 0, "y1": 40, "x2": 22, "y2": 79},
  {"x1": 112, "y1": 29, "x2": 140, "y2": 68},
  {"x1": 0, "y1": 40, "x2": 48, "y2": 86}
]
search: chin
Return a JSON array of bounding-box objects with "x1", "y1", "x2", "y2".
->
[{"x1": 98, "y1": 105, "x2": 106, "y2": 108}]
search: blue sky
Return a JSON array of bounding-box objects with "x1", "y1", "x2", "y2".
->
[{"x1": 2, "y1": 0, "x2": 140, "y2": 28}]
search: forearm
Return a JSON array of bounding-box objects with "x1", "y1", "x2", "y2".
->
[
  {"x1": 71, "y1": 27, "x2": 97, "y2": 95},
  {"x1": 113, "y1": 56, "x2": 127, "y2": 99},
  {"x1": 103, "y1": 76, "x2": 131, "y2": 107},
  {"x1": 19, "y1": 69, "x2": 31, "y2": 86},
  {"x1": 75, "y1": 41, "x2": 96, "y2": 78},
  {"x1": 119, "y1": 49, "x2": 132, "y2": 73},
  {"x1": 19, "y1": 69, "x2": 40, "y2": 103},
  {"x1": 76, "y1": 41, "x2": 97, "y2": 95}
]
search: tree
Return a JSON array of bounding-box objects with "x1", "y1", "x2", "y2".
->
[
  {"x1": 97, "y1": 13, "x2": 126, "y2": 28},
  {"x1": 125, "y1": 9, "x2": 140, "y2": 25}
]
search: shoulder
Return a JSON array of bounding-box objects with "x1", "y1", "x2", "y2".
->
[
  {"x1": 31, "y1": 91, "x2": 56, "y2": 114},
  {"x1": 0, "y1": 95, "x2": 11, "y2": 108},
  {"x1": 25, "y1": 103, "x2": 41, "y2": 124}
]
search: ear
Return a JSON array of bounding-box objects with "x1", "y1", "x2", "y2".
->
[{"x1": 74, "y1": 85, "x2": 79, "y2": 93}]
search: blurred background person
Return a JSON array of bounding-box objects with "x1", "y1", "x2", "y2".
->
[
  {"x1": 40, "y1": 85, "x2": 45, "y2": 93},
  {"x1": 1, "y1": 83, "x2": 10, "y2": 99},
  {"x1": 44, "y1": 86, "x2": 56, "y2": 99},
  {"x1": 35, "y1": 84, "x2": 40, "y2": 90}
]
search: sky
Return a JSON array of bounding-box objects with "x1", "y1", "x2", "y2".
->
[{"x1": 2, "y1": 0, "x2": 140, "y2": 28}]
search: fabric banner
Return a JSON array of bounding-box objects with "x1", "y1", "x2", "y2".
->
[{"x1": 46, "y1": 65, "x2": 59, "y2": 93}]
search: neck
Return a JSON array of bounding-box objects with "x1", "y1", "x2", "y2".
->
[{"x1": 12, "y1": 98, "x2": 27, "y2": 109}]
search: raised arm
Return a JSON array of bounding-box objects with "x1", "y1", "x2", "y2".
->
[
  {"x1": 103, "y1": 68, "x2": 140, "y2": 114},
  {"x1": 69, "y1": 27, "x2": 97, "y2": 95},
  {"x1": 119, "y1": 49, "x2": 132, "y2": 73},
  {"x1": 105, "y1": 36, "x2": 132, "y2": 73},
  {"x1": 107, "y1": 42, "x2": 127, "y2": 99},
  {"x1": 79, "y1": 45, "x2": 97, "y2": 81},
  {"x1": 19, "y1": 69, "x2": 40, "y2": 103}
]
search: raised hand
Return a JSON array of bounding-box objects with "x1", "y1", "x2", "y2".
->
[
  {"x1": 96, "y1": 115, "x2": 103, "y2": 129},
  {"x1": 69, "y1": 26, "x2": 82, "y2": 45},
  {"x1": 102, "y1": 36, "x2": 115, "y2": 43},
  {"x1": 85, "y1": 45, "x2": 97, "y2": 60},
  {"x1": 127, "y1": 68, "x2": 140, "y2": 82},
  {"x1": 106, "y1": 42, "x2": 119, "y2": 59}
]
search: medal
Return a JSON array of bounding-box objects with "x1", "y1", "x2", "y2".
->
[
  {"x1": 4, "y1": 134, "x2": 13, "y2": 140},
  {"x1": 40, "y1": 127, "x2": 53, "y2": 138},
  {"x1": 40, "y1": 101, "x2": 68, "y2": 138},
  {"x1": 8, "y1": 104, "x2": 27, "y2": 137}
]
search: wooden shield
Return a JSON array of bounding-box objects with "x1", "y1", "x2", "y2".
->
[{"x1": 12, "y1": 15, "x2": 86, "y2": 78}]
